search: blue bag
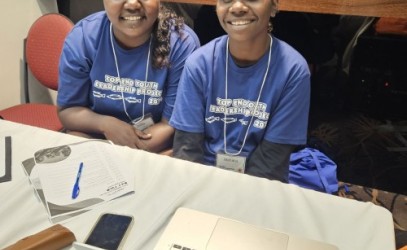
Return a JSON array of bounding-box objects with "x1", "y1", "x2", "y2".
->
[{"x1": 288, "y1": 147, "x2": 338, "y2": 194}]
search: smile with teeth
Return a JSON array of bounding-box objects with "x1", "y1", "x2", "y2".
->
[
  {"x1": 229, "y1": 20, "x2": 252, "y2": 26},
  {"x1": 122, "y1": 16, "x2": 143, "y2": 21}
]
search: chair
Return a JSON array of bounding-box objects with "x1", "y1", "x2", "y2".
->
[{"x1": 0, "y1": 13, "x2": 73, "y2": 131}]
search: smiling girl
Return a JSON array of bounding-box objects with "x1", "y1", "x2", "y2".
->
[
  {"x1": 57, "y1": 0, "x2": 200, "y2": 153},
  {"x1": 170, "y1": 0, "x2": 310, "y2": 182}
]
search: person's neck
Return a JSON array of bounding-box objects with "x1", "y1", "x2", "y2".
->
[
  {"x1": 113, "y1": 29, "x2": 152, "y2": 50},
  {"x1": 228, "y1": 34, "x2": 270, "y2": 67}
]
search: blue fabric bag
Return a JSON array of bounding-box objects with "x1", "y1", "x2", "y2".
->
[{"x1": 288, "y1": 147, "x2": 338, "y2": 194}]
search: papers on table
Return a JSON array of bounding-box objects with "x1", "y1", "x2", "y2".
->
[
  {"x1": 22, "y1": 140, "x2": 135, "y2": 223},
  {"x1": 0, "y1": 137, "x2": 5, "y2": 177},
  {"x1": 0, "y1": 136, "x2": 12, "y2": 183}
]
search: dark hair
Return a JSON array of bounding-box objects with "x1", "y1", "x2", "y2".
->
[{"x1": 151, "y1": 5, "x2": 184, "y2": 68}]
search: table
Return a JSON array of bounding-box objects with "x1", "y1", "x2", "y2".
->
[
  {"x1": 0, "y1": 120, "x2": 395, "y2": 250},
  {"x1": 163, "y1": 0, "x2": 407, "y2": 18}
]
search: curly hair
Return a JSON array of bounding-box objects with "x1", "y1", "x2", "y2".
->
[{"x1": 151, "y1": 5, "x2": 184, "y2": 68}]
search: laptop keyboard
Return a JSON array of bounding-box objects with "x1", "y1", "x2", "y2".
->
[{"x1": 170, "y1": 243, "x2": 196, "y2": 250}]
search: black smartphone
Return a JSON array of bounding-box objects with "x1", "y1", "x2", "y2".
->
[{"x1": 85, "y1": 213, "x2": 133, "y2": 250}]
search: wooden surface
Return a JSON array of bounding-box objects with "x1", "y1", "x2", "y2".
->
[{"x1": 163, "y1": 0, "x2": 407, "y2": 18}]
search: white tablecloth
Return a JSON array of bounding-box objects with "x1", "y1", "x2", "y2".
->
[{"x1": 0, "y1": 120, "x2": 395, "y2": 250}]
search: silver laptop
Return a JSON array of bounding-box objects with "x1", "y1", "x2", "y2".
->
[{"x1": 154, "y1": 207, "x2": 338, "y2": 250}]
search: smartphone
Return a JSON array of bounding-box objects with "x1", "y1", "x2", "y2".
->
[{"x1": 85, "y1": 213, "x2": 133, "y2": 250}]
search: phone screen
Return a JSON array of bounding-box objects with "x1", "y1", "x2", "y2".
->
[{"x1": 85, "y1": 213, "x2": 133, "y2": 250}]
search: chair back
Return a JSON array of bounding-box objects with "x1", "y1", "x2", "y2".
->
[{"x1": 25, "y1": 13, "x2": 73, "y2": 90}]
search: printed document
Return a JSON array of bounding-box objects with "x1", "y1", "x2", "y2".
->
[{"x1": 22, "y1": 140, "x2": 134, "y2": 222}]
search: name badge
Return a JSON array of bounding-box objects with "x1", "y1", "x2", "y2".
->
[
  {"x1": 131, "y1": 114, "x2": 154, "y2": 131},
  {"x1": 216, "y1": 153, "x2": 246, "y2": 173}
]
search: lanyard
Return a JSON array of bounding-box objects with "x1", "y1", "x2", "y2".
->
[
  {"x1": 109, "y1": 23, "x2": 151, "y2": 124},
  {"x1": 223, "y1": 35, "x2": 273, "y2": 156}
]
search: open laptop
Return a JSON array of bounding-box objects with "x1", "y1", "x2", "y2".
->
[{"x1": 154, "y1": 207, "x2": 338, "y2": 250}]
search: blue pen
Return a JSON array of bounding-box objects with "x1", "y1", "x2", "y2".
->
[{"x1": 71, "y1": 162, "x2": 83, "y2": 199}]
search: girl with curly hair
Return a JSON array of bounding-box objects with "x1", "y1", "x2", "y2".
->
[{"x1": 57, "y1": 0, "x2": 200, "y2": 153}]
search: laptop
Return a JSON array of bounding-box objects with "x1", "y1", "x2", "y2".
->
[{"x1": 154, "y1": 207, "x2": 338, "y2": 250}]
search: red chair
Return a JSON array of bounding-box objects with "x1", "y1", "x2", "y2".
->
[{"x1": 0, "y1": 13, "x2": 73, "y2": 131}]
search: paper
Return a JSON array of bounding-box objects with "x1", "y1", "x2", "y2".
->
[
  {"x1": 22, "y1": 140, "x2": 134, "y2": 222},
  {"x1": 0, "y1": 136, "x2": 12, "y2": 183},
  {"x1": 0, "y1": 137, "x2": 5, "y2": 177}
]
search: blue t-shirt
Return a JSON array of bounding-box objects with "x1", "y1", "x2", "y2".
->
[
  {"x1": 58, "y1": 11, "x2": 200, "y2": 123},
  {"x1": 170, "y1": 35, "x2": 310, "y2": 166}
]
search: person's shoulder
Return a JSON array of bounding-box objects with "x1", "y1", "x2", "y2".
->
[
  {"x1": 72, "y1": 11, "x2": 107, "y2": 34},
  {"x1": 273, "y1": 37, "x2": 306, "y2": 60},
  {"x1": 77, "y1": 11, "x2": 107, "y2": 25},
  {"x1": 64, "y1": 11, "x2": 108, "y2": 56},
  {"x1": 180, "y1": 24, "x2": 197, "y2": 39},
  {"x1": 170, "y1": 23, "x2": 200, "y2": 48},
  {"x1": 203, "y1": 35, "x2": 226, "y2": 50},
  {"x1": 186, "y1": 35, "x2": 226, "y2": 62},
  {"x1": 272, "y1": 36, "x2": 309, "y2": 68}
]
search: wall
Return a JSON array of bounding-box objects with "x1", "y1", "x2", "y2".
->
[
  {"x1": 0, "y1": 0, "x2": 58, "y2": 110},
  {"x1": 65, "y1": 0, "x2": 104, "y2": 23}
]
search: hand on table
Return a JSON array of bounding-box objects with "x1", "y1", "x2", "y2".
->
[{"x1": 102, "y1": 118, "x2": 152, "y2": 150}]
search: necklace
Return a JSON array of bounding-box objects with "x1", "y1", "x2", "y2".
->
[
  {"x1": 109, "y1": 23, "x2": 152, "y2": 124},
  {"x1": 223, "y1": 34, "x2": 273, "y2": 156}
]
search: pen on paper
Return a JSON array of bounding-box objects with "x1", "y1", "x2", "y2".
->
[{"x1": 71, "y1": 162, "x2": 83, "y2": 199}]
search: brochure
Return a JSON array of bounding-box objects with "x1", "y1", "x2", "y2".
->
[{"x1": 22, "y1": 140, "x2": 135, "y2": 223}]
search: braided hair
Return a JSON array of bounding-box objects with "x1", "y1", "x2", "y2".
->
[{"x1": 151, "y1": 5, "x2": 184, "y2": 68}]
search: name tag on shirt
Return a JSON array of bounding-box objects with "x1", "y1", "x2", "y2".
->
[
  {"x1": 216, "y1": 153, "x2": 246, "y2": 173},
  {"x1": 131, "y1": 113, "x2": 154, "y2": 131}
]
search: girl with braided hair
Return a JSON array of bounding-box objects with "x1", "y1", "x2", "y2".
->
[{"x1": 57, "y1": 0, "x2": 200, "y2": 153}]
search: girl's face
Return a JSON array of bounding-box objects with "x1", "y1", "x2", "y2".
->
[
  {"x1": 104, "y1": 0, "x2": 159, "y2": 49},
  {"x1": 216, "y1": 0, "x2": 277, "y2": 43}
]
